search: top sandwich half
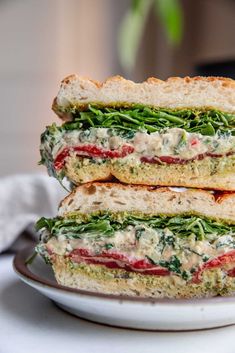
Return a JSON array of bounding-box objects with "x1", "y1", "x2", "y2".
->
[{"x1": 41, "y1": 75, "x2": 235, "y2": 190}]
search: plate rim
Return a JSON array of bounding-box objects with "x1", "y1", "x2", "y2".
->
[{"x1": 13, "y1": 245, "x2": 235, "y2": 305}]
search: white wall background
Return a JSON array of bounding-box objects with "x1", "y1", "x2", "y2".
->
[
  {"x1": 0, "y1": 0, "x2": 121, "y2": 176},
  {"x1": 1, "y1": 0, "x2": 234, "y2": 176}
]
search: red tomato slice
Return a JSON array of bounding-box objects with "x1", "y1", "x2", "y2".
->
[
  {"x1": 54, "y1": 144, "x2": 134, "y2": 170},
  {"x1": 193, "y1": 250, "x2": 235, "y2": 283},
  {"x1": 85, "y1": 258, "x2": 169, "y2": 275},
  {"x1": 70, "y1": 248, "x2": 127, "y2": 261},
  {"x1": 69, "y1": 248, "x2": 170, "y2": 276}
]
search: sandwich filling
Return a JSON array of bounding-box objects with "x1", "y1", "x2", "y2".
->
[
  {"x1": 40, "y1": 105, "x2": 235, "y2": 181},
  {"x1": 36, "y1": 212, "x2": 235, "y2": 282}
]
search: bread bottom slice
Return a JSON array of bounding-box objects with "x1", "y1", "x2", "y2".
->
[
  {"x1": 64, "y1": 154, "x2": 235, "y2": 190},
  {"x1": 59, "y1": 183, "x2": 235, "y2": 223},
  {"x1": 52, "y1": 255, "x2": 235, "y2": 299}
]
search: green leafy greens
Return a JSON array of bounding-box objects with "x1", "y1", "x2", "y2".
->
[
  {"x1": 147, "y1": 254, "x2": 189, "y2": 280},
  {"x1": 58, "y1": 105, "x2": 235, "y2": 136},
  {"x1": 36, "y1": 212, "x2": 235, "y2": 242}
]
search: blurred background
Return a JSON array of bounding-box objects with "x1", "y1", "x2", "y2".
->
[{"x1": 0, "y1": 0, "x2": 235, "y2": 177}]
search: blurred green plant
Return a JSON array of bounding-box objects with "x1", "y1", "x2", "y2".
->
[{"x1": 118, "y1": 0, "x2": 183, "y2": 71}]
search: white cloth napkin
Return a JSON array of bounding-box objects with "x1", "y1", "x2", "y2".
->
[{"x1": 0, "y1": 174, "x2": 67, "y2": 253}]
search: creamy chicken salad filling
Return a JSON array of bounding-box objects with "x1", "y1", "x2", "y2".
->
[
  {"x1": 36, "y1": 212, "x2": 235, "y2": 282},
  {"x1": 40, "y1": 106, "x2": 235, "y2": 181}
]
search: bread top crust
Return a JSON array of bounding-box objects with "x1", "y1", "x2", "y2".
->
[{"x1": 53, "y1": 75, "x2": 235, "y2": 120}]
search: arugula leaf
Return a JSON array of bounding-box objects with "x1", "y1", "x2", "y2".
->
[
  {"x1": 36, "y1": 212, "x2": 235, "y2": 241},
  {"x1": 201, "y1": 122, "x2": 215, "y2": 136},
  {"x1": 53, "y1": 105, "x2": 235, "y2": 137},
  {"x1": 35, "y1": 217, "x2": 55, "y2": 232},
  {"x1": 55, "y1": 219, "x2": 115, "y2": 239}
]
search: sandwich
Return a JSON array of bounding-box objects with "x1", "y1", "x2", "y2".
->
[
  {"x1": 36, "y1": 183, "x2": 235, "y2": 298},
  {"x1": 40, "y1": 75, "x2": 235, "y2": 190}
]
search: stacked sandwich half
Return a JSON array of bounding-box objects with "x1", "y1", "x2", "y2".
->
[{"x1": 36, "y1": 75, "x2": 235, "y2": 298}]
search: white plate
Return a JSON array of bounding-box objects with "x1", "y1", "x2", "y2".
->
[{"x1": 14, "y1": 246, "x2": 235, "y2": 331}]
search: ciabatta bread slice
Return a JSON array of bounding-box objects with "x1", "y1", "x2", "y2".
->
[
  {"x1": 58, "y1": 182, "x2": 235, "y2": 223},
  {"x1": 53, "y1": 75, "x2": 235, "y2": 120}
]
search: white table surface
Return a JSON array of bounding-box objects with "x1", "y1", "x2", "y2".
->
[{"x1": 1, "y1": 254, "x2": 235, "y2": 353}]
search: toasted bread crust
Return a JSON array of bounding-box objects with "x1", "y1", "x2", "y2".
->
[
  {"x1": 52, "y1": 255, "x2": 235, "y2": 299},
  {"x1": 53, "y1": 75, "x2": 235, "y2": 120},
  {"x1": 58, "y1": 75, "x2": 235, "y2": 91}
]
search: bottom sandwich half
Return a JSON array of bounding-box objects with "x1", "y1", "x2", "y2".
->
[{"x1": 36, "y1": 183, "x2": 235, "y2": 299}]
